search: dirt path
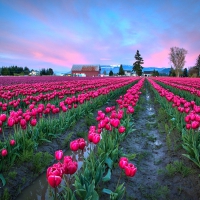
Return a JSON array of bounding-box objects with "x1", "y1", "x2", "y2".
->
[{"x1": 101, "y1": 81, "x2": 200, "y2": 200}]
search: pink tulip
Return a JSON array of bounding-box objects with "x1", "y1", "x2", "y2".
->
[
  {"x1": 1, "y1": 149, "x2": 8, "y2": 157},
  {"x1": 30, "y1": 118, "x2": 37, "y2": 126},
  {"x1": 7, "y1": 117, "x2": 15, "y2": 127},
  {"x1": 70, "y1": 140, "x2": 79, "y2": 151},
  {"x1": 92, "y1": 134, "x2": 100, "y2": 144},
  {"x1": 55, "y1": 150, "x2": 63, "y2": 160},
  {"x1": 0, "y1": 114, "x2": 7, "y2": 122},
  {"x1": 118, "y1": 126, "x2": 126, "y2": 134},
  {"x1": 47, "y1": 175, "x2": 62, "y2": 188},
  {"x1": 124, "y1": 163, "x2": 137, "y2": 177},
  {"x1": 10, "y1": 139, "x2": 16, "y2": 146}
]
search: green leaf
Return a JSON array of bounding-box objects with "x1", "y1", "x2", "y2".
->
[
  {"x1": 39, "y1": 138, "x2": 51, "y2": 143},
  {"x1": 0, "y1": 173, "x2": 6, "y2": 186},
  {"x1": 102, "y1": 169, "x2": 111, "y2": 182},
  {"x1": 102, "y1": 188, "x2": 113, "y2": 195},
  {"x1": 105, "y1": 157, "x2": 113, "y2": 169}
]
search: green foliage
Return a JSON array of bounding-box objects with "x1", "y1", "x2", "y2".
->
[
  {"x1": 183, "y1": 68, "x2": 188, "y2": 77},
  {"x1": 165, "y1": 160, "x2": 193, "y2": 177},
  {"x1": 19, "y1": 150, "x2": 34, "y2": 163},
  {"x1": 169, "y1": 67, "x2": 176, "y2": 77},
  {"x1": 195, "y1": 54, "x2": 200, "y2": 76},
  {"x1": 152, "y1": 69, "x2": 159, "y2": 77},
  {"x1": 31, "y1": 152, "x2": 53, "y2": 174},
  {"x1": 118, "y1": 64, "x2": 125, "y2": 75},
  {"x1": 40, "y1": 68, "x2": 54, "y2": 75},
  {"x1": 62, "y1": 132, "x2": 73, "y2": 148},
  {"x1": 1, "y1": 188, "x2": 11, "y2": 200},
  {"x1": 0, "y1": 66, "x2": 28, "y2": 76},
  {"x1": 8, "y1": 171, "x2": 17, "y2": 179},
  {"x1": 133, "y1": 50, "x2": 144, "y2": 76},
  {"x1": 109, "y1": 70, "x2": 114, "y2": 76}
]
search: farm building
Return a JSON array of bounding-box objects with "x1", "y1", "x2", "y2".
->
[
  {"x1": 71, "y1": 65, "x2": 101, "y2": 77},
  {"x1": 143, "y1": 71, "x2": 153, "y2": 77}
]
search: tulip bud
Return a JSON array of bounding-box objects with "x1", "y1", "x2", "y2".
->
[
  {"x1": 10, "y1": 139, "x2": 16, "y2": 146},
  {"x1": 1, "y1": 149, "x2": 8, "y2": 157},
  {"x1": 55, "y1": 150, "x2": 63, "y2": 160}
]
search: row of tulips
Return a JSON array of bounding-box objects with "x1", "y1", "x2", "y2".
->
[
  {"x1": 155, "y1": 77, "x2": 200, "y2": 90},
  {"x1": 0, "y1": 78, "x2": 140, "y2": 198},
  {"x1": 46, "y1": 78, "x2": 144, "y2": 199},
  {"x1": 153, "y1": 77, "x2": 200, "y2": 99},
  {"x1": 148, "y1": 78, "x2": 200, "y2": 168},
  {"x1": 0, "y1": 78, "x2": 138, "y2": 143},
  {"x1": 0, "y1": 78, "x2": 133, "y2": 113}
]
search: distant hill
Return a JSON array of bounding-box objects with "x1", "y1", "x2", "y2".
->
[{"x1": 101, "y1": 65, "x2": 171, "y2": 75}]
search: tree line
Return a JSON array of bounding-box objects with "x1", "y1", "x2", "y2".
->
[
  {"x1": 107, "y1": 48, "x2": 200, "y2": 77},
  {"x1": 0, "y1": 66, "x2": 54, "y2": 76}
]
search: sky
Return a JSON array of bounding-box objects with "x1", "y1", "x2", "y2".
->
[{"x1": 0, "y1": 0, "x2": 200, "y2": 72}]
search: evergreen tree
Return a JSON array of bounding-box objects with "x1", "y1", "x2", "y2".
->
[
  {"x1": 169, "y1": 67, "x2": 176, "y2": 77},
  {"x1": 195, "y1": 54, "x2": 200, "y2": 76},
  {"x1": 183, "y1": 68, "x2": 188, "y2": 77},
  {"x1": 109, "y1": 70, "x2": 113, "y2": 76},
  {"x1": 118, "y1": 64, "x2": 125, "y2": 75},
  {"x1": 49, "y1": 68, "x2": 54, "y2": 75},
  {"x1": 152, "y1": 69, "x2": 159, "y2": 77},
  {"x1": 133, "y1": 50, "x2": 144, "y2": 76}
]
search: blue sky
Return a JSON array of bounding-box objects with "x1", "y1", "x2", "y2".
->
[{"x1": 0, "y1": 0, "x2": 200, "y2": 72}]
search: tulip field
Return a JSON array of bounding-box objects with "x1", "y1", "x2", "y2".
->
[{"x1": 1, "y1": 76, "x2": 200, "y2": 199}]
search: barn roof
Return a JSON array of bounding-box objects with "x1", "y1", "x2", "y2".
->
[{"x1": 72, "y1": 65, "x2": 100, "y2": 72}]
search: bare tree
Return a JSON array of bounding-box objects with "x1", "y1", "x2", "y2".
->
[{"x1": 169, "y1": 47, "x2": 187, "y2": 77}]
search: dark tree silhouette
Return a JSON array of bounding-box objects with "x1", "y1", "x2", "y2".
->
[{"x1": 133, "y1": 50, "x2": 144, "y2": 76}]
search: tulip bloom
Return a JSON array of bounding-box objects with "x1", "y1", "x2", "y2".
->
[
  {"x1": 10, "y1": 139, "x2": 16, "y2": 146},
  {"x1": 1, "y1": 149, "x2": 8, "y2": 157},
  {"x1": 30, "y1": 119, "x2": 37, "y2": 126},
  {"x1": 118, "y1": 126, "x2": 126, "y2": 134},
  {"x1": 55, "y1": 150, "x2": 63, "y2": 160},
  {"x1": 7, "y1": 117, "x2": 15, "y2": 127},
  {"x1": 119, "y1": 158, "x2": 128, "y2": 169},
  {"x1": 124, "y1": 163, "x2": 137, "y2": 177},
  {"x1": 0, "y1": 114, "x2": 7, "y2": 122},
  {"x1": 47, "y1": 175, "x2": 62, "y2": 188},
  {"x1": 70, "y1": 140, "x2": 79, "y2": 151}
]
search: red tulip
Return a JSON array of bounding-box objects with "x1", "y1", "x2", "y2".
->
[
  {"x1": 10, "y1": 139, "x2": 16, "y2": 146},
  {"x1": 105, "y1": 107, "x2": 111, "y2": 113},
  {"x1": 47, "y1": 175, "x2": 62, "y2": 188},
  {"x1": 67, "y1": 161, "x2": 78, "y2": 175},
  {"x1": 124, "y1": 163, "x2": 137, "y2": 177},
  {"x1": 0, "y1": 114, "x2": 7, "y2": 122},
  {"x1": 20, "y1": 119, "x2": 27, "y2": 127},
  {"x1": 110, "y1": 119, "x2": 120, "y2": 128},
  {"x1": 119, "y1": 159, "x2": 128, "y2": 169},
  {"x1": 79, "y1": 140, "x2": 86, "y2": 150},
  {"x1": 7, "y1": 117, "x2": 15, "y2": 127},
  {"x1": 70, "y1": 140, "x2": 79, "y2": 151},
  {"x1": 47, "y1": 166, "x2": 63, "y2": 179},
  {"x1": 55, "y1": 150, "x2": 63, "y2": 160},
  {"x1": 0, "y1": 120, "x2": 2, "y2": 127},
  {"x1": 1, "y1": 149, "x2": 8, "y2": 157},
  {"x1": 30, "y1": 118, "x2": 37, "y2": 126},
  {"x1": 186, "y1": 124, "x2": 191, "y2": 130},
  {"x1": 118, "y1": 126, "x2": 126, "y2": 134},
  {"x1": 63, "y1": 156, "x2": 73, "y2": 164},
  {"x1": 92, "y1": 134, "x2": 100, "y2": 144},
  {"x1": 191, "y1": 121, "x2": 199, "y2": 129}
]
